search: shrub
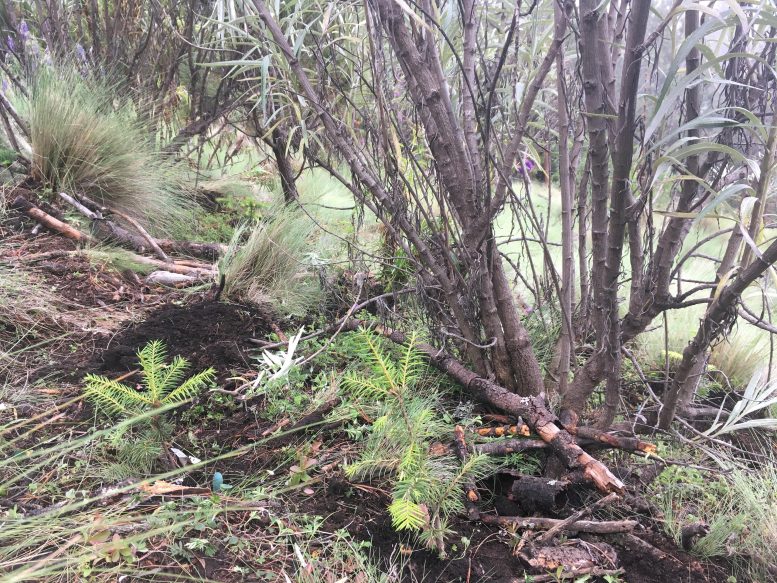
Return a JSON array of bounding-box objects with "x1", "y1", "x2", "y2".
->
[
  {"x1": 219, "y1": 205, "x2": 319, "y2": 315},
  {"x1": 26, "y1": 68, "x2": 192, "y2": 231}
]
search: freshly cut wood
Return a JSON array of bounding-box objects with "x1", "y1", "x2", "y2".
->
[
  {"x1": 475, "y1": 423, "x2": 531, "y2": 437},
  {"x1": 11, "y1": 196, "x2": 92, "y2": 243},
  {"x1": 342, "y1": 319, "x2": 625, "y2": 494},
  {"x1": 480, "y1": 514, "x2": 637, "y2": 534}
]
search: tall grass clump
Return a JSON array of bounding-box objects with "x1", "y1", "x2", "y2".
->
[
  {"x1": 26, "y1": 68, "x2": 193, "y2": 232},
  {"x1": 219, "y1": 205, "x2": 319, "y2": 315}
]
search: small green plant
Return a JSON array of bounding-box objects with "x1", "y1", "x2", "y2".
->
[
  {"x1": 83, "y1": 340, "x2": 215, "y2": 477},
  {"x1": 84, "y1": 340, "x2": 216, "y2": 419},
  {"x1": 343, "y1": 330, "x2": 494, "y2": 556},
  {"x1": 0, "y1": 145, "x2": 16, "y2": 166}
]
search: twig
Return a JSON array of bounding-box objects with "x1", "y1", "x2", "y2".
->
[{"x1": 534, "y1": 492, "x2": 620, "y2": 544}]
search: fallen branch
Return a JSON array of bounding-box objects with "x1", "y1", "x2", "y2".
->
[
  {"x1": 145, "y1": 271, "x2": 200, "y2": 286},
  {"x1": 342, "y1": 319, "x2": 625, "y2": 494},
  {"x1": 58, "y1": 191, "x2": 225, "y2": 260},
  {"x1": 534, "y1": 492, "x2": 620, "y2": 544},
  {"x1": 480, "y1": 514, "x2": 636, "y2": 534},
  {"x1": 570, "y1": 426, "x2": 657, "y2": 455},
  {"x1": 10, "y1": 198, "x2": 214, "y2": 278},
  {"x1": 474, "y1": 439, "x2": 548, "y2": 455},
  {"x1": 121, "y1": 254, "x2": 214, "y2": 277},
  {"x1": 11, "y1": 196, "x2": 92, "y2": 243},
  {"x1": 98, "y1": 206, "x2": 171, "y2": 263}
]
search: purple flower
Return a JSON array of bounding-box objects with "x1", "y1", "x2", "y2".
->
[
  {"x1": 19, "y1": 21, "x2": 29, "y2": 41},
  {"x1": 6, "y1": 36, "x2": 14, "y2": 52},
  {"x1": 76, "y1": 43, "x2": 86, "y2": 62},
  {"x1": 516, "y1": 157, "x2": 536, "y2": 176}
]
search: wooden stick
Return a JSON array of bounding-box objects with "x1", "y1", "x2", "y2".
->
[
  {"x1": 534, "y1": 492, "x2": 620, "y2": 544},
  {"x1": 480, "y1": 514, "x2": 636, "y2": 534},
  {"x1": 11, "y1": 196, "x2": 92, "y2": 243},
  {"x1": 58, "y1": 192, "x2": 99, "y2": 219},
  {"x1": 145, "y1": 271, "x2": 200, "y2": 286},
  {"x1": 475, "y1": 439, "x2": 548, "y2": 455},
  {"x1": 120, "y1": 254, "x2": 214, "y2": 277},
  {"x1": 570, "y1": 426, "x2": 657, "y2": 455}
]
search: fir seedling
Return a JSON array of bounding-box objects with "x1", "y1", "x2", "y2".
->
[
  {"x1": 84, "y1": 340, "x2": 215, "y2": 419},
  {"x1": 83, "y1": 340, "x2": 215, "y2": 478},
  {"x1": 342, "y1": 330, "x2": 494, "y2": 556}
]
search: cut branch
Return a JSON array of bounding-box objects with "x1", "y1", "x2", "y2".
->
[{"x1": 11, "y1": 196, "x2": 92, "y2": 243}]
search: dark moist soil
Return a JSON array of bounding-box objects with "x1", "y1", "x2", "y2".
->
[
  {"x1": 96, "y1": 300, "x2": 272, "y2": 380},
  {"x1": 291, "y1": 476, "x2": 733, "y2": 583}
]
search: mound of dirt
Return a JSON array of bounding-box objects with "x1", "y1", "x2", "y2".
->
[{"x1": 98, "y1": 301, "x2": 272, "y2": 378}]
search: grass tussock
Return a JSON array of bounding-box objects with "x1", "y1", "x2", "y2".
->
[
  {"x1": 219, "y1": 205, "x2": 319, "y2": 315},
  {"x1": 26, "y1": 68, "x2": 193, "y2": 232}
]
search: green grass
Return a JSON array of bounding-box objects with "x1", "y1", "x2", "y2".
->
[
  {"x1": 648, "y1": 444, "x2": 777, "y2": 580},
  {"x1": 24, "y1": 68, "x2": 194, "y2": 234},
  {"x1": 219, "y1": 204, "x2": 321, "y2": 315}
]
